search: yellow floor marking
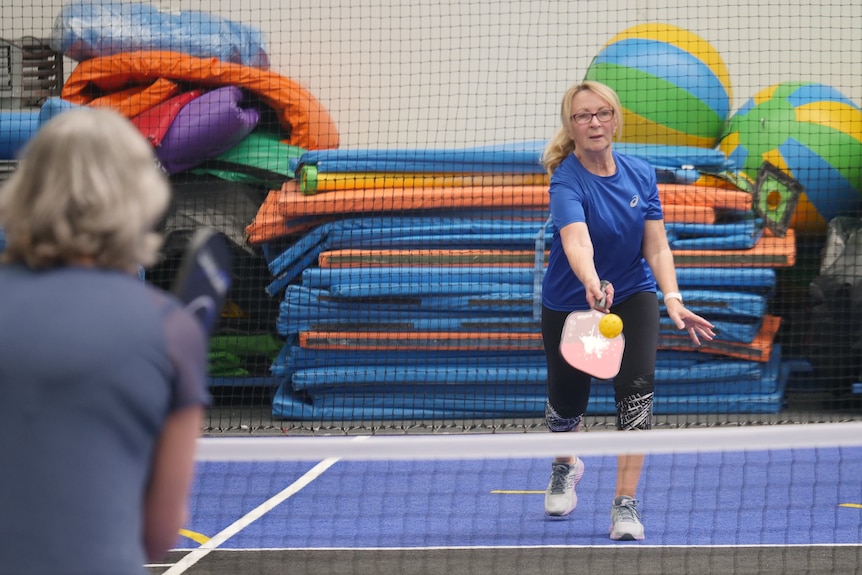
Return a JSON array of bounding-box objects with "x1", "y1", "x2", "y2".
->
[
  {"x1": 178, "y1": 529, "x2": 210, "y2": 544},
  {"x1": 491, "y1": 490, "x2": 544, "y2": 494},
  {"x1": 839, "y1": 503, "x2": 862, "y2": 509}
]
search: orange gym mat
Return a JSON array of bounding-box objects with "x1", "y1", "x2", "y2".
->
[
  {"x1": 314, "y1": 230, "x2": 795, "y2": 269},
  {"x1": 245, "y1": 181, "x2": 749, "y2": 244}
]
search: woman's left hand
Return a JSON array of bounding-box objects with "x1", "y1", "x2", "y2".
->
[{"x1": 666, "y1": 301, "x2": 715, "y2": 346}]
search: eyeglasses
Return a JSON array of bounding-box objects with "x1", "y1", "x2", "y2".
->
[{"x1": 571, "y1": 109, "x2": 615, "y2": 125}]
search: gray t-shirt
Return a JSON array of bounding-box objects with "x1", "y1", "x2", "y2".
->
[{"x1": 0, "y1": 265, "x2": 210, "y2": 575}]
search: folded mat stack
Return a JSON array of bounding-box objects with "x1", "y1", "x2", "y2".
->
[{"x1": 245, "y1": 141, "x2": 800, "y2": 421}]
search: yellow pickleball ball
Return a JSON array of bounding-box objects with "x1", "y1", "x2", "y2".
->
[{"x1": 599, "y1": 313, "x2": 623, "y2": 339}]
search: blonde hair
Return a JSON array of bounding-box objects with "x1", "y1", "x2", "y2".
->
[
  {"x1": 0, "y1": 107, "x2": 170, "y2": 271},
  {"x1": 541, "y1": 81, "x2": 624, "y2": 176}
]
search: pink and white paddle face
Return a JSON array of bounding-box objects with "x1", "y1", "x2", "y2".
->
[{"x1": 559, "y1": 283, "x2": 625, "y2": 380}]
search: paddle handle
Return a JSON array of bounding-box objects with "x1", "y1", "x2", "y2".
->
[{"x1": 594, "y1": 280, "x2": 611, "y2": 312}]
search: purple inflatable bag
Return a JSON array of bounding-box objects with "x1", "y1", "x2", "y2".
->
[{"x1": 156, "y1": 86, "x2": 260, "y2": 174}]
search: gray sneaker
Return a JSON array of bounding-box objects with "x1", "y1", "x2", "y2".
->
[
  {"x1": 544, "y1": 458, "x2": 585, "y2": 517},
  {"x1": 609, "y1": 495, "x2": 644, "y2": 540}
]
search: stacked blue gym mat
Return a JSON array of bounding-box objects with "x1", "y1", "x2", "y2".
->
[{"x1": 260, "y1": 141, "x2": 797, "y2": 421}]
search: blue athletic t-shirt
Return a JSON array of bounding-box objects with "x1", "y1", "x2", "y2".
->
[
  {"x1": 0, "y1": 265, "x2": 210, "y2": 575},
  {"x1": 542, "y1": 151, "x2": 663, "y2": 311}
]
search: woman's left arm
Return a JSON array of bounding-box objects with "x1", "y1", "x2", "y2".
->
[{"x1": 642, "y1": 219, "x2": 715, "y2": 345}]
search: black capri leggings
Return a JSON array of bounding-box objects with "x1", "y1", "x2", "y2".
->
[{"x1": 542, "y1": 291, "x2": 659, "y2": 428}]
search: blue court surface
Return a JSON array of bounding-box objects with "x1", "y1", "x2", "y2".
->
[{"x1": 177, "y1": 447, "x2": 862, "y2": 550}]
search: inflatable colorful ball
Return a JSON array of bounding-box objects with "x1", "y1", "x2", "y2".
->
[
  {"x1": 719, "y1": 81, "x2": 862, "y2": 235},
  {"x1": 584, "y1": 23, "x2": 732, "y2": 149}
]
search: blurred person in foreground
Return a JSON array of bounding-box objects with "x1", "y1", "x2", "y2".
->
[
  {"x1": 540, "y1": 81, "x2": 715, "y2": 540},
  {"x1": 0, "y1": 107, "x2": 209, "y2": 574}
]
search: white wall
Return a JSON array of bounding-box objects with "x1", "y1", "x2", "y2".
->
[{"x1": 4, "y1": 0, "x2": 861, "y2": 148}]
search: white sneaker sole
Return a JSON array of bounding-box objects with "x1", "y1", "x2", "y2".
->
[{"x1": 609, "y1": 523, "x2": 645, "y2": 541}]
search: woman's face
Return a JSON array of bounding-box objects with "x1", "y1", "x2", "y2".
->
[{"x1": 568, "y1": 90, "x2": 618, "y2": 154}]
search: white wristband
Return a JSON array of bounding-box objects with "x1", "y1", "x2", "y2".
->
[{"x1": 664, "y1": 292, "x2": 683, "y2": 304}]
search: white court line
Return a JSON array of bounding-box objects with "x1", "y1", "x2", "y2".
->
[
  {"x1": 161, "y1": 542, "x2": 862, "y2": 552},
  {"x1": 161, "y1": 436, "x2": 370, "y2": 574}
]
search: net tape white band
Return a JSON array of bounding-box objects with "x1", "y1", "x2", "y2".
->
[{"x1": 197, "y1": 422, "x2": 862, "y2": 461}]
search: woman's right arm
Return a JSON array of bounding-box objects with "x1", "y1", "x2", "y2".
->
[
  {"x1": 558, "y1": 221, "x2": 610, "y2": 307},
  {"x1": 142, "y1": 404, "x2": 204, "y2": 561}
]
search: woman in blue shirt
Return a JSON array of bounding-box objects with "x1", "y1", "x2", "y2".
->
[{"x1": 540, "y1": 81, "x2": 715, "y2": 541}]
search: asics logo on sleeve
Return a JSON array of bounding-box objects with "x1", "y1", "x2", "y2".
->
[{"x1": 630, "y1": 195, "x2": 639, "y2": 208}]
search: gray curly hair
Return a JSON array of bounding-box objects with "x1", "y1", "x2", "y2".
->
[{"x1": 0, "y1": 107, "x2": 170, "y2": 271}]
